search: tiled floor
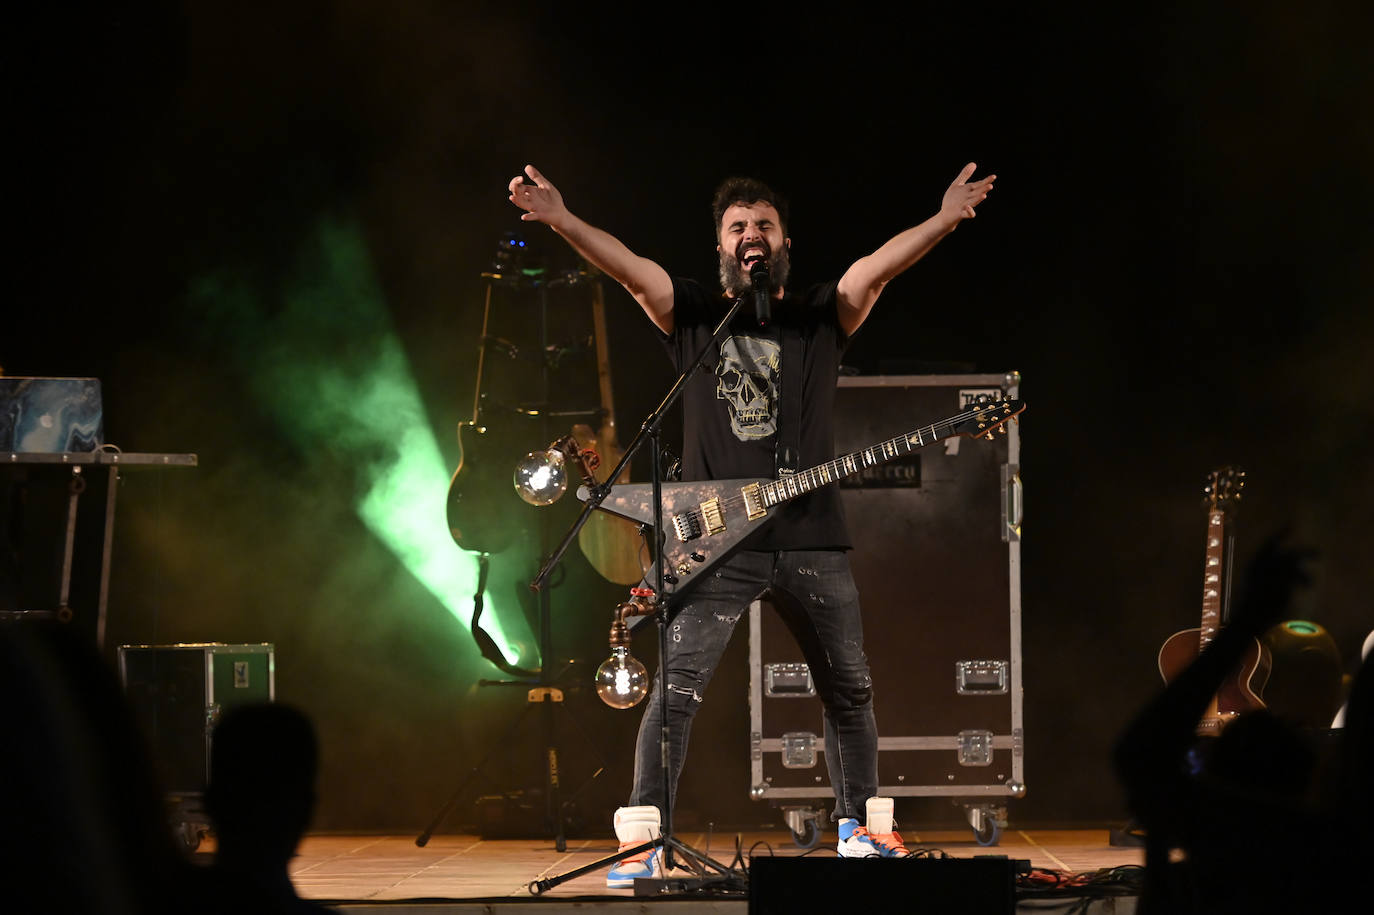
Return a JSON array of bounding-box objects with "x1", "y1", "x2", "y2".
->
[{"x1": 259, "y1": 828, "x2": 1145, "y2": 904}]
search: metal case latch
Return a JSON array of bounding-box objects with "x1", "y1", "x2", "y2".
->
[
  {"x1": 956, "y1": 659, "x2": 1009, "y2": 695},
  {"x1": 765, "y1": 663, "x2": 815, "y2": 698},
  {"x1": 781, "y1": 732, "x2": 819, "y2": 769},
  {"x1": 957, "y1": 729, "x2": 995, "y2": 767}
]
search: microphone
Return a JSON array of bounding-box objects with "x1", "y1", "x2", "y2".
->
[{"x1": 750, "y1": 259, "x2": 771, "y2": 328}]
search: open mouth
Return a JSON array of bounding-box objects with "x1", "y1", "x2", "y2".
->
[{"x1": 738, "y1": 242, "x2": 768, "y2": 268}]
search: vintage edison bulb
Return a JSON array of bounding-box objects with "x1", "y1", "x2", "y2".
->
[
  {"x1": 513, "y1": 448, "x2": 568, "y2": 506},
  {"x1": 595, "y1": 646, "x2": 649, "y2": 709}
]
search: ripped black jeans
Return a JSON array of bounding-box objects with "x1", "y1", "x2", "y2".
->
[{"x1": 628, "y1": 549, "x2": 877, "y2": 823}]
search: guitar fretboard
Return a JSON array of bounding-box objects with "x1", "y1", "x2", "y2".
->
[
  {"x1": 758, "y1": 416, "x2": 964, "y2": 508},
  {"x1": 1199, "y1": 509, "x2": 1225, "y2": 647}
]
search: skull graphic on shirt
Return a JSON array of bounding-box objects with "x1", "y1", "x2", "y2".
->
[{"x1": 715, "y1": 334, "x2": 780, "y2": 440}]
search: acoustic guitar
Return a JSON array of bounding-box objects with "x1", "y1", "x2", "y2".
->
[
  {"x1": 571, "y1": 276, "x2": 645, "y2": 584},
  {"x1": 1156, "y1": 467, "x2": 1271, "y2": 735}
]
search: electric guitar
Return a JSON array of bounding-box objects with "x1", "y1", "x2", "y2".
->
[
  {"x1": 447, "y1": 281, "x2": 518, "y2": 555},
  {"x1": 1157, "y1": 467, "x2": 1271, "y2": 735},
  {"x1": 579, "y1": 398, "x2": 1024, "y2": 601}
]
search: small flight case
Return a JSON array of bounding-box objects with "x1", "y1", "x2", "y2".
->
[
  {"x1": 119, "y1": 642, "x2": 276, "y2": 849},
  {"x1": 748, "y1": 373, "x2": 1024, "y2": 847}
]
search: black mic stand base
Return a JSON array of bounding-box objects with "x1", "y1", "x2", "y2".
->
[
  {"x1": 527, "y1": 834, "x2": 745, "y2": 897},
  {"x1": 526, "y1": 293, "x2": 751, "y2": 897}
]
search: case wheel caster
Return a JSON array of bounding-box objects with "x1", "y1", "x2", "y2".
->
[
  {"x1": 781, "y1": 805, "x2": 823, "y2": 850},
  {"x1": 790, "y1": 819, "x2": 821, "y2": 850},
  {"x1": 973, "y1": 817, "x2": 1001, "y2": 847},
  {"x1": 963, "y1": 804, "x2": 1005, "y2": 847}
]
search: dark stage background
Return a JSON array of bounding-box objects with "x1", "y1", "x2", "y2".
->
[{"x1": 8, "y1": 2, "x2": 1372, "y2": 834}]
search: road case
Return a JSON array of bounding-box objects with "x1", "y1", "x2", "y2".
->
[
  {"x1": 118, "y1": 642, "x2": 276, "y2": 848},
  {"x1": 748, "y1": 373, "x2": 1024, "y2": 846}
]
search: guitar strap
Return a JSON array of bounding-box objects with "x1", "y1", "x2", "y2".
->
[
  {"x1": 470, "y1": 552, "x2": 539, "y2": 679},
  {"x1": 776, "y1": 321, "x2": 802, "y2": 476}
]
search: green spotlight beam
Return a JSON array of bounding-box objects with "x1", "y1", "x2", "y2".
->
[
  {"x1": 190, "y1": 217, "x2": 530, "y2": 666},
  {"x1": 349, "y1": 341, "x2": 527, "y2": 667}
]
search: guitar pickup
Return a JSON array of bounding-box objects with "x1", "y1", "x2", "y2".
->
[
  {"x1": 699, "y1": 498, "x2": 726, "y2": 535},
  {"x1": 741, "y1": 483, "x2": 766, "y2": 520},
  {"x1": 672, "y1": 511, "x2": 702, "y2": 543}
]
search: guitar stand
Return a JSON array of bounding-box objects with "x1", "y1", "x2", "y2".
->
[
  {"x1": 526, "y1": 294, "x2": 751, "y2": 896},
  {"x1": 419, "y1": 264, "x2": 603, "y2": 852},
  {"x1": 415, "y1": 667, "x2": 604, "y2": 851}
]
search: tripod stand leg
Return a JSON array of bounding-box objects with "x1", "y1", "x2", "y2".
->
[
  {"x1": 528, "y1": 839, "x2": 656, "y2": 895},
  {"x1": 527, "y1": 832, "x2": 741, "y2": 896},
  {"x1": 661, "y1": 834, "x2": 735, "y2": 875},
  {"x1": 415, "y1": 698, "x2": 536, "y2": 847},
  {"x1": 542, "y1": 694, "x2": 566, "y2": 852}
]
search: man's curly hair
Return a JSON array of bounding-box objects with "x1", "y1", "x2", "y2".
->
[{"x1": 711, "y1": 177, "x2": 788, "y2": 237}]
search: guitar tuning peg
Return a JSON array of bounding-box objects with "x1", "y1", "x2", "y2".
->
[{"x1": 985, "y1": 432, "x2": 995, "y2": 441}]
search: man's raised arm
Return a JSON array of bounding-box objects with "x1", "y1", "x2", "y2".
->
[
  {"x1": 510, "y1": 165, "x2": 676, "y2": 334},
  {"x1": 835, "y1": 163, "x2": 995, "y2": 337}
]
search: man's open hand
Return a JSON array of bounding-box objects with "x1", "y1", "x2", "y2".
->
[
  {"x1": 941, "y1": 162, "x2": 996, "y2": 223},
  {"x1": 509, "y1": 164, "x2": 567, "y2": 226}
]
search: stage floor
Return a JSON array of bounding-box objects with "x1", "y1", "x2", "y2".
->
[{"x1": 253, "y1": 828, "x2": 1146, "y2": 911}]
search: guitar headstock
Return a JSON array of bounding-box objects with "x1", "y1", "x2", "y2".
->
[
  {"x1": 952, "y1": 399, "x2": 1025, "y2": 440},
  {"x1": 1203, "y1": 466, "x2": 1246, "y2": 511}
]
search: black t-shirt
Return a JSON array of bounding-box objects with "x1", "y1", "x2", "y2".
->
[{"x1": 661, "y1": 276, "x2": 851, "y2": 551}]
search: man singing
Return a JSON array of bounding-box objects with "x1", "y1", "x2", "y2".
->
[{"x1": 508, "y1": 161, "x2": 994, "y2": 885}]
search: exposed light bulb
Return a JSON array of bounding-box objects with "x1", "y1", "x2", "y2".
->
[
  {"x1": 513, "y1": 448, "x2": 568, "y2": 506},
  {"x1": 595, "y1": 646, "x2": 648, "y2": 709}
]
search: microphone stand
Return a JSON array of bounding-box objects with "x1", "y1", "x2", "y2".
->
[{"x1": 527, "y1": 293, "x2": 750, "y2": 896}]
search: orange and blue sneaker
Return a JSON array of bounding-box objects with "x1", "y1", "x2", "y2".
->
[
  {"x1": 606, "y1": 805, "x2": 664, "y2": 888},
  {"x1": 836, "y1": 817, "x2": 910, "y2": 858},
  {"x1": 606, "y1": 843, "x2": 662, "y2": 887}
]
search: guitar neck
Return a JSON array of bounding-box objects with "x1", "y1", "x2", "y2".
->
[
  {"x1": 1198, "y1": 508, "x2": 1225, "y2": 647},
  {"x1": 755, "y1": 414, "x2": 967, "y2": 509},
  {"x1": 589, "y1": 279, "x2": 618, "y2": 443}
]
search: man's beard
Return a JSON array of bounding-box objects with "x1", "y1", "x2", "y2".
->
[{"x1": 719, "y1": 241, "x2": 790, "y2": 297}]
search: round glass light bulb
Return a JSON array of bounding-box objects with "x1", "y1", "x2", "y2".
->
[
  {"x1": 595, "y1": 647, "x2": 649, "y2": 709},
  {"x1": 513, "y1": 449, "x2": 568, "y2": 506}
]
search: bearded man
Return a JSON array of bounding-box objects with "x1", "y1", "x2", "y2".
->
[{"x1": 509, "y1": 162, "x2": 994, "y2": 885}]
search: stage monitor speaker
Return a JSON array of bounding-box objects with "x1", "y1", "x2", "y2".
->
[{"x1": 748, "y1": 855, "x2": 1015, "y2": 914}]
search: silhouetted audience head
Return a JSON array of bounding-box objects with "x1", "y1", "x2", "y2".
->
[
  {"x1": 1, "y1": 621, "x2": 190, "y2": 914},
  {"x1": 1204, "y1": 708, "x2": 1316, "y2": 799},
  {"x1": 206, "y1": 702, "x2": 319, "y2": 865},
  {"x1": 1327, "y1": 649, "x2": 1373, "y2": 824},
  {"x1": 1114, "y1": 533, "x2": 1371, "y2": 912},
  {"x1": 200, "y1": 701, "x2": 335, "y2": 914}
]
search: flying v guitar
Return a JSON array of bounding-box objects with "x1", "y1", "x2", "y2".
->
[{"x1": 579, "y1": 398, "x2": 1024, "y2": 601}]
